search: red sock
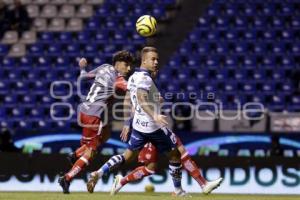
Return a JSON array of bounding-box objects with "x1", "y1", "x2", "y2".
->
[
  {"x1": 65, "y1": 155, "x2": 90, "y2": 181},
  {"x1": 75, "y1": 145, "x2": 87, "y2": 158},
  {"x1": 120, "y1": 166, "x2": 154, "y2": 186},
  {"x1": 181, "y1": 153, "x2": 207, "y2": 187}
]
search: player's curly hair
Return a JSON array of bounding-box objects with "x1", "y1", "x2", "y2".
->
[{"x1": 112, "y1": 50, "x2": 134, "y2": 65}]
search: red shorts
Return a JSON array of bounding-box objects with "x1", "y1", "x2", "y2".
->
[
  {"x1": 79, "y1": 112, "x2": 108, "y2": 150},
  {"x1": 138, "y1": 143, "x2": 158, "y2": 164},
  {"x1": 137, "y1": 134, "x2": 183, "y2": 164}
]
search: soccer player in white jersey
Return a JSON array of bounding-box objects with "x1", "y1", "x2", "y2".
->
[
  {"x1": 58, "y1": 50, "x2": 134, "y2": 194},
  {"x1": 87, "y1": 47, "x2": 223, "y2": 195}
]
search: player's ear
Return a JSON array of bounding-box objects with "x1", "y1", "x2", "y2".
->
[{"x1": 114, "y1": 61, "x2": 120, "y2": 70}]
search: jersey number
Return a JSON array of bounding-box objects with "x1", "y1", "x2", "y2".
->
[{"x1": 86, "y1": 83, "x2": 101, "y2": 103}]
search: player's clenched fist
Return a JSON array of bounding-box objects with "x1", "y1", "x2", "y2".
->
[{"x1": 79, "y1": 58, "x2": 87, "y2": 69}]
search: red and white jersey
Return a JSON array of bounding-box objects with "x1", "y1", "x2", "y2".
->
[{"x1": 79, "y1": 64, "x2": 127, "y2": 117}]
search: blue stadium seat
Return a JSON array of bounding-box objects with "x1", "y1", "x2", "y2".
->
[
  {"x1": 281, "y1": 82, "x2": 293, "y2": 94},
  {"x1": 40, "y1": 32, "x2": 54, "y2": 42},
  {"x1": 2, "y1": 57, "x2": 15, "y2": 67},
  {"x1": 54, "y1": 120, "x2": 71, "y2": 131},
  {"x1": 29, "y1": 107, "x2": 44, "y2": 118},
  {"x1": 77, "y1": 31, "x2": 91, "y2": 43},
  {"x1": 95, "y1": 30, "x2": 109, "y2": 42},
  {"x1": 55, "y1": 56, "x2": 70, "y2": 67},
  {"x1": 36, "y1": 119, "x2": 51, "y2": 131},
  {"x1": 66, "y1": 43, "x2": 80, "y2": 56},
  {"x1": 223, "y1": 81, "x2": 237, "y2": 92},
  {"x1": 28, "y1": 43, "x2": 44, "y2": 56},
  {"x1": 261, "y1": 82, "x2": 275, "y2": 94},
  {"x1": 86, "y1": 18, "x2": 100, "y2": 30},
  {"x1": 22, "y1": 94, "x2": 37, "y2": 104},
  {"x1": 4, "y1": 95, "x2": 17, "y2": 104},
  {"x1": 0, "y1": 44, "x2": 8, "y2": 56},
  {"x1": 13, "y1": 81, "x2": 29, "y2": 91},
  {"x1": 240, "y1": 81, "x2": 256, "y2": 93},
  {"x1": 36, "y1": 56, "x2": 51, "y2": 67},
  {"x1": 8, "y1": 71, "x2": 22, "y2": 79},
  {"x1": 47, "y1": 43, "x2": 62, "y2": 56},
  {"x1": 153, "y1": 6, "x2": 165, "y2": 18},
  {"x1": 59, "y1": 32, "x2": 73, "y2": 42},
  {"x1": 11, "y1": 107, "x2": 25, "y2": 118},
  {"x1": 251, "y1": 94, "x2": 266, "y2": 104},
  {"x1": 19, "y1": 56, "x2": 33, "y2": 67}
]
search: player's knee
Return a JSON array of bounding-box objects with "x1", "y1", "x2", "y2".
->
[
  {"x1": 123, "y1": 149, "x2": 135, "y2": 162},
  {"x1": 83, "y1": 148, "x2": 96, "y2": 161},
  {"x1": 177, "y1": 145, "x2": 187, "y2": 156},
  {"x1": 146, "y1": 162, "x2": 157, "y2": 172},
  {"x1": 168, "y1": 149, "x2": 181, "y2": 163}
]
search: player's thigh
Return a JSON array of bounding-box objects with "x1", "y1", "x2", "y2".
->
[
  {"x1": 148, "y1": 127, "x2": 178, "y2": 153},
  {"x1": 127, "y1": 129, "x2": 148, "y2": 151},
  {"x1": 80, "y1": 113, "x2": 102, "y2": 150},
  {"x1": 146, "y1": 162, "x2": 157, "y2": 172},
  {"x1": 123, "y1": 148, "x2": 139, "y2": 162},
  {"x1": 138, "y1": 143, "x2": 158, "y2": 165},
  {"x1": 165, "y1": 148, "x2": 181, "y2": 163}
]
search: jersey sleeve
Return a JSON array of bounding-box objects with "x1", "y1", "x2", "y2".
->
[
  {"x1": 115, "y1": 76, "x2": 127, "y2": 92},
  {"x1": 136, "y1": 74, "x2": 152, "y2": 91}
]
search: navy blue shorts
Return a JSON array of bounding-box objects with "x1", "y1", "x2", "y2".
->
[{"x1": 128, "y1": 127, "x2": 178, "y2": 153}]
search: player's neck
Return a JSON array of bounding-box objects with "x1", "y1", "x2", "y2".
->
[{"x1": 138, "y1": 67, "x2": 151, "y2": 74}]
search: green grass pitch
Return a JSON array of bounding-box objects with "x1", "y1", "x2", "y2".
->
[{"x1": 0, "y1": 192, "x2": 299, "y2": 200}]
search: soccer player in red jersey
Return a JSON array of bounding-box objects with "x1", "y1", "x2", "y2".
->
[{"x1": 58, "y1": 50, "x2": 134, "y2": 194}]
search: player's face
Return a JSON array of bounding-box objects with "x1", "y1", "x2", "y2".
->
[
  {"x1": 116, "y1": 61, "x2": 131, "y2": 76},
  {"x1": 142, "y1": 52, "x2": 158, "y2": 72}
]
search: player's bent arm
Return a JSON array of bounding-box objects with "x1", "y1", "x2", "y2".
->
[
  {"x1": 123, "y1": 91, "x2": 133, "y2": 122},
  {"x1": 79, "y1": 69, "x2": 96, "y2": 80},
  {"x1": 137, "y1": 88, "x2": 156, "y2": 118},
  {"x1": 137, "y1": 89, "x2": 168, "y2": 126},
  {"x1": 78, "y1": 57, "x2": 96, "y2": 80},
  {"x1": 121, "y1": 91, "x2": 133, "y2": 142}
]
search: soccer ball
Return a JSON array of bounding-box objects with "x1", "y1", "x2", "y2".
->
[
  {"x1": 144, "y1": 184, "x2": 155, "y2": 192},
  {"x1": 136, "y1": 15, "x2": 157, "y2": 37}
]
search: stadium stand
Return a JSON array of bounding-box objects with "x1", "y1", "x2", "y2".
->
[{"x1": 0, "y1": 0, "x2": 179, "y2": 131}]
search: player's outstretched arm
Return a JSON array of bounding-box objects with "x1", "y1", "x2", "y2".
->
[
  {"x1": 137, "y1": 89, "x2": 168, "y2": 126},
  {"x1": 78, "y1": 58, "x2": 97, "y2": 80}
]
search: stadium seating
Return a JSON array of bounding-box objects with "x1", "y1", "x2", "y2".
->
[
  {"x1": 0, "y1": 0, "x2": 177, "y2": 131},
  {"x1": 0, "y1": 0, "x2": 299, "y2": 132},
  {"x1": 160, "y1": 0, "x2": 299, "y2": 112}
]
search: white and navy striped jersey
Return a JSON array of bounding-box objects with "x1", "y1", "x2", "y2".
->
[{"x1": 127, "y1": 69, "x2": 162, "y2": 133}]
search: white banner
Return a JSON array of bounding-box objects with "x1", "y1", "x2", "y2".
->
[{"x1": 0, "y1": 166, "x2": 299, "y2": 194}]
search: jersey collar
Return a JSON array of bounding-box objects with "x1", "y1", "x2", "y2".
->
[{"x1": 136, "y1": 67, "x2": 151, "y2": 76}]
